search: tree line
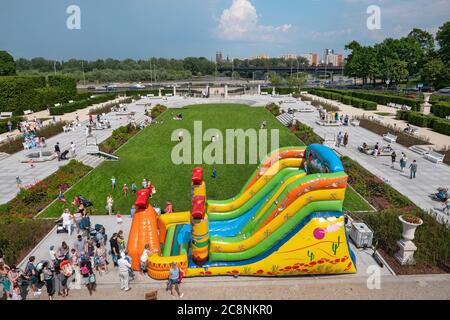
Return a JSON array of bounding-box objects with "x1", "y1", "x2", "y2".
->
[{"x1": 344, "y1": 22, "x2": 450, "y2": 89}]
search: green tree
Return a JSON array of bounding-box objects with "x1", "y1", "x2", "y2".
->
[
  {"x1": 420, "y1": 58, "x2": 445, "y2": 86},
  {"x1": 0, "y1": 51, "x2": 16, "y2": 76},
  {"x1": 436, "y1": 22, "x2": 450, "y2": 62}
]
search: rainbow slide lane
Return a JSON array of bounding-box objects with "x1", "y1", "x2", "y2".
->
[{"x1": 127, "y1": 145, "x2": 357, "y2": 279}]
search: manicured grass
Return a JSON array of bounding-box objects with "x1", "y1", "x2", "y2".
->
[
  {"x1": 343, "y1": 187, "x2": 375, "y2": 212},
  {"x1": 39, "y1": 104, "x2": 303, "y2": 218}
]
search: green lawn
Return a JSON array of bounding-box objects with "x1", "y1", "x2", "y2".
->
[
  {"x1": 344, "y1": 187, "x2": 375, "y2": 212},
  {"x1": 40, "y1": 104, "x2": 302, "y2": 217}
]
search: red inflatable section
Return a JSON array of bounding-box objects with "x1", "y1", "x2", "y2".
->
[
  {"x1": 135, "y1": 188, "x2": 151, "y2": 209},
  {"x1": 192, "y1": 167, "x2": 203, "y2": 185},
  {"x1": 192, "y1": 196, "x2": 206, "y2": 219}
]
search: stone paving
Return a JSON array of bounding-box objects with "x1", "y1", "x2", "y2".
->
[{"x1": 292, "y1": 102, "x2": 450, "y2": 224}]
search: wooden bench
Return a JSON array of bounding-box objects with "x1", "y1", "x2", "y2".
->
[
  {"x1": 144, "y1": 291, "x2": 158, "y2": 300},
  {"x1": 165, "y1": 94, "x2": 173, "y2": 97},
  {"x1": 316, "y1": 120, "x2": 341, "y2": 127},
  {"x1": 23, "y1": 110, "x2": 33, "y2": 116},
  {"x1": 383, "y1": 133, "x2": 398, "y2": 143},
  {"x1": 0, "y1": 112, "x2": 13, "y2": 119},
  {"x1": 424, "y1": 151, "x2": 445, "y2": 164}
]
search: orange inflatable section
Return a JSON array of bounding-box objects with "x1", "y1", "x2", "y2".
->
[
  {"x1": 127, "y1": 207, "x2": 161, "y2": 271},
  {"x1": 257, "y1": 175, "x2": 347, "y2": 231},
  {"x1": 244, "y1": 148, "x2": 305, "y2": 192}
]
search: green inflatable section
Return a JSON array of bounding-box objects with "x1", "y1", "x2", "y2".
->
[
  {"x1": 162, "y1": 225, "x2": 176, "y2": 257},
  {"x1": 239, "y1": 171, "x2": 347, "y2": 239},
  {"x1": 207, "y1": 146, "x2": 305, "y2": 207},
  {"x1": 208, "y1": 200, "x2": 343, "y2": 262},
  {"x1": 208, "y1": 168, "x2": 304, "y2": 221}
]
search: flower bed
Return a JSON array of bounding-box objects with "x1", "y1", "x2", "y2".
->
[
  {"x1": 0, "y1": 121, "x2": 69, "y2": 154},
  {"x1": 98, "y1": 123, "x2": 141, "y2": 154},
  {"x1": 342, "y1": 156, "x2": 449, "y2": 271},
  {"x1": 150, "y1": 104, "x2": 168, "y2": 119},
  {"x1": 265, "y1": 103, "x2": 281, "y2": 116},
  {"x1": 357, "y1": 117, "x2": 431, "y2": 147},
  {"x1": 0, "y1": 160, "x2": 92, "y2": 218}
]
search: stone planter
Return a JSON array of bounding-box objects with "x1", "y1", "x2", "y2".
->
[
  {"x1": 395, "y1": 215, "x2": 423, "y2": 266},
  {"x1": 399, "y1": 215, "x2": 423, "y2": 241}
]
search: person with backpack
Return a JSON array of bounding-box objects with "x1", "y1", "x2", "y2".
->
[
  {"x1": 25, "y1": 256, "x2": 41, "y2": 297},
  {"x1": 168, "y1": 262, "x2": 184, "y2": 298},
  {"x1": 109, "y1": 233, "x2": 120, "y2": 267}
]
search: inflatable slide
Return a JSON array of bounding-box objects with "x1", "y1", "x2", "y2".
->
[{"x1": 127, "y1": 145, "x2": 356, "y2": 279}]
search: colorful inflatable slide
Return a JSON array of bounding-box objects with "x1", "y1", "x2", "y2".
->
[{"x1": 127, "y1": 145, "x2": 356, "y2": 280}]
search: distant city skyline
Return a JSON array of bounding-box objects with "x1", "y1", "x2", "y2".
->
[{"x1": 1, "y1": 0, "x2": 449, "y2": 60}]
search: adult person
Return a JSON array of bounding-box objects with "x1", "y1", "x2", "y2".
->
[
  {"x1": 118, "y1": 252, "x2": 132, "y2": 291},
  {"x1": 343, "y1": 132, "x2": 349, "y2": 148},
  {"x1": 106, "y1": 195, "x2": 114, "y2": 216},
  {"x1": 391, "y1": 151, "x2": 397, "y2": 169},
  {"x1": 74, "y1": 235, "x2": 86, "y2": 256},
  {"x1": 95, "y1": 242, "x2": 107, "y2": 274},
  {"x1": 117, "y1": 230, "x2": 126, "y2": 253},
  {"x1": 80, "y1": 259, "x2": 96, "y2": 295},
  {"x1": 54, "y1": 142, "x2": 61, "y2": 161},
  {"x1": 73, "y1": 210, "x2": 83, "y2": 234},
  {"x1": 400, "y1": 153, "x2": 408, "y2": 172},
  {"x1": 56, "y1": 242, "x2": 70, "y2": 262},
  {"x1": 0, "y1": 259, "x2": 11, "y2": 299},
  {"x1": 85, "y1": 239, "x2": 96, "y2": 271},
  {"x1": 70, "y1": 142, "x2": 76, "y2": 158},
  {"x1": 58, "y1": 259, "x2": 72, "y2": 297},
  {"x1": 444, "y1": 198, "x2": 450, "y2": 216},
  {"x1": 130, "y1": 205, "x2": 136, "y2": 219},
  {"x1": 168, "y1": 262, "x2": 184, "y2": 298},
  {"x1": 7, "y1": 120, "x2": 12, "y2": 132},
  {"x1": 111, "y1": 176, "x2": 116, "y2": 189},
  {"x1": 42, "y1": 262, "x2": 55, "y2": 300},
  {"x1": 24, "y1": 256, "x2": 41, "y2": 297},
  {"x1": 109, "y1": 233, "x2": 120, "y2": 267},
  {"x1": 409, "y1": 160, "x2": 418, "y2": 179},
  {"x1": 61, "y1": 209, "x2": 74, "y2": 236},
  {"x1": 336, "y1": 132, "x2": 343, "y2": 148},
  {"x1": 373, "y1": 142, "x2": 380, "y2": 157},
  {"x1": 7, "y1": 265, "x2": 20, "y2": 296}
]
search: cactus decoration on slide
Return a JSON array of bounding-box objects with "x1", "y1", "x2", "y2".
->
[{"x1": 332, "y1": 236, "x2": 341, "y2": 255}]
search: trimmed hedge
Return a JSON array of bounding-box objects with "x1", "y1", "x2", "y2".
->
[
  {"x1": 431, "y1": 102, "x2": 450, "y2": 119},
  {"x1": 308, "y1": 88, "x2": 377, "y2": 110},
  {"x1": 0, "y1": 75, "x2": 77, "y2": 115},
  {"x1": 307, "y1": 88, "x2": 421, "y2": 111},
  {"x1": 398, "y1": 110, "x2": 450, "y2": 136},
  {"x1": 49, "y1": 93, "x2": 118, "y2": 115},
  {"x1": 0, "y1": 76, "x2": 46, "y2": 114}
]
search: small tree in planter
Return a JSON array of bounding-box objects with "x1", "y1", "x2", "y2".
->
[{"x1": 395, "y1": 214, "x2": 423, "y2": 266}]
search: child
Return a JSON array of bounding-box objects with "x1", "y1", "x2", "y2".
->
[
  {"x1": 130, "y1": 205, "x2": 136, "y2": 219},
  {"x1": 111, "y1": 176, "x2": 116, "y2": 189},
  {"x1": 124, "y1": 250, "x2": 135, "y2": 281},
  {"x1": 212, "y1": 168, "x2": 217, "y2": 179},
  {"x1": 28, "y1": 158, "x2": 35, "y2": 169},
  {"x1": 117, "y1": 212, "x2": 123, "y2": 224},
  {"x1": 123, "y1": 184, "x2": 129, "y2": 196},
  {"x1": 140, "y1": 244, "x2": 150, "y2": 273},
  {"x1": 49, "y1": 246, "x2": 56, "y2": 265},
  {"x1": 131, "y1": 182, "x2": 137, "y2": 194}
]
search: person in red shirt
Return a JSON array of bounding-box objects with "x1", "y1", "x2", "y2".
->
[
  {"x1": 89, "y1": 114, "x2": 93, "y2": 125},
  {"x1": 123, "y1": 184, "x2": 129, "y2": 196}
]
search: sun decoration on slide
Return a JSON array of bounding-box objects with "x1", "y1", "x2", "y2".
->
[{"x1": 313, "y1": 221, "x2": 343, "y2": 240}]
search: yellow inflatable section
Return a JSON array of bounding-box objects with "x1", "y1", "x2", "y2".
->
[
  {"x1": 187, "y1": 213, "x2": 356, "y2": 277},
  {"x1": 210, "y1": 189, "x2": 346, "y2": 253}
]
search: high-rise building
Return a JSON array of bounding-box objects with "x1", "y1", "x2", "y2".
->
[
  {"x1": 301, "y1": 53, "x2": 318, "y2": 66},
  {"x1": 216, "y1": 51, "x2": 223, "y2": 64},
  {"x1": 324, "y1": 49, "x2": 343, "y2": 66}
]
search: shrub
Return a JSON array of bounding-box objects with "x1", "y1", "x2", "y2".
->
[
  {"x1": 150, "y1": 104, "x2": 168, "y2": 119},
  {"x1": 265, "y1": 103, "x2": 280, "y2": 116},
  {"x1": 433, "y1": 119, "x2": 450, "y2": 136},
  {"x1": 0, "y1": 76, "x2": 46, "y2": 114},
  {"x1": 292, "y1": 123, "x2": 323, "y2": 145},
  {"x1": 0, "y1": 116, "x2": 23, "y2": 134},
  {"x1": 47, "y1": 75, "x2": 77, "y2": 102},
  {"x1": 99, "y1": 123, "x2": 141, "y2": 154},
  {"x1": 431, "y1": 102, "x2": 450, "y2": 119}
]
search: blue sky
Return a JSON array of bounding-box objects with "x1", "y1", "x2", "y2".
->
[{"x1": 0, "y1": 0, "x2": 449, "y2": 60}]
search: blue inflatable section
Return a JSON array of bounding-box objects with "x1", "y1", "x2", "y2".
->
[
  {"x1": 188, "y1": 211, "x2": 356, "y2": 270},
  {"x1": 305, "y1": 144, "x2": 344, "y2": 173}
]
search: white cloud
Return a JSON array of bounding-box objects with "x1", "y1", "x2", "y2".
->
[{"x1": 217, "y1": 0, "x2": 292, "y2": 42}]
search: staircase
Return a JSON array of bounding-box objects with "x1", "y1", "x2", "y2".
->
[
  {"x1": 276, "y1": 113, "x2": 294, "y2": 127},
  {"x1": 77, "y1": 154, "x2": 105, "y2": 168},
  {"x1": 0, "y1": 152, "x2": 9, "y2": 161},
  {"x1": 409, "y1": 145, "x2": 430, "y2": 155}
]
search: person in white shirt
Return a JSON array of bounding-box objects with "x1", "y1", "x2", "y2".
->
[
  {"x1": 140, "y1": 244, "x2": 150, "y2": 273},
  {"x1": 118, "y1": 252, "x2": 132, "y2": 291},
  {"x1": 70, "y1": 142, "x2": 76, "y2": 158},
  {"x1": 61, "y1": 209, "x2": 74, "y2": 235}
]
